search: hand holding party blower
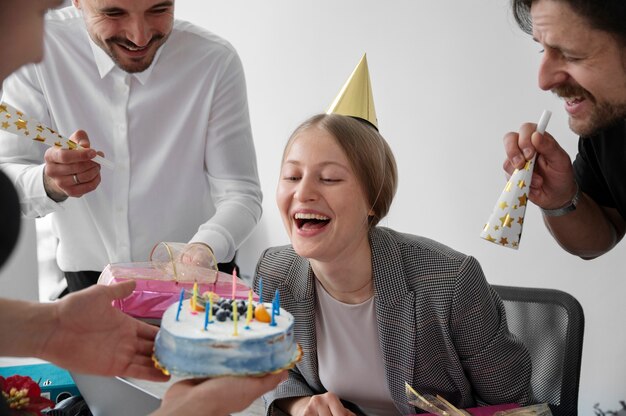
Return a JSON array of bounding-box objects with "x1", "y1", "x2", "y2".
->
[
  {"x1": 0, "y1": 101, "x2": 114, "y2": 169},
  {"x1": 480, "y1": 110, "x2": 552, "y2": 249}
]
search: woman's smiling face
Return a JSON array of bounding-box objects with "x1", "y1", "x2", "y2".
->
[{"x1": 276, "y1": 126, "x2": 371, "y2": 263}]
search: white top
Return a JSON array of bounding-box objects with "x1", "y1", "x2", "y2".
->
[
  {"x1": 0, "y1": 7, "x2": 262, "y2": 271},
  {"x1": 315, "y1": 280, "x2": 400, "y2": 416}
]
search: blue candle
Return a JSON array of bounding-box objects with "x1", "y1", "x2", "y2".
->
[
  {"x1": 175, "y1": 288, "x2": 184, "y2": 321},
  {"x1": 258, "y1": 276, "x2": 263, "y2": 304},
  {"x1": 204, "y1": 302, "x2": 209, "y2": 331},
  {"x1": 270, "y1": 292, "x2": 277, "y2": 327},
  {"x1": 275, "y1": 288, "x2": 280, "y2": 316}
]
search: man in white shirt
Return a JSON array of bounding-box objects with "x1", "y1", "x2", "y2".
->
[{"x1": 0, "y1": 0, "x2": 263, "y2": 291}]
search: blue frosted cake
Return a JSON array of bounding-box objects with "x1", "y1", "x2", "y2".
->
[{"x1": 153, "y1": 297, "x2": 300, "y2": 377}]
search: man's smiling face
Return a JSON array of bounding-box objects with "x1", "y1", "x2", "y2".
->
[
  {"x1": 531, "y1": 0, "x2": 626, "y2": 136},
  {"x1": 74, "y1": 0, "x2": 174, "y2": 73}
]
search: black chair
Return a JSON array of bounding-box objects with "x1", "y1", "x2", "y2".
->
[{"x1": 493, "y1": 285, "x2": 585, "y2": 416}]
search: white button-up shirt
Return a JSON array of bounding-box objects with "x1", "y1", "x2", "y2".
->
[{"x1": 0, "y1": 7, "x2": 262, "y2": 272}]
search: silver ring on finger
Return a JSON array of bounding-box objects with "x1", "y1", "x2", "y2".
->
[{"x1": 72, "y1": 173, "x2": 80, "y2": 185}]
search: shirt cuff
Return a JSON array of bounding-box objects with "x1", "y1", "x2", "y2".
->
[
  {"x1": 190, "y1": 227, "x2": 234, "y2": 264},
  {"x1": 18, "y1": 164, "x2": 64, "y2": 218}
]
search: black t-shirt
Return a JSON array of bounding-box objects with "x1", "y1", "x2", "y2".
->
[{"x1": 573, "y1": 118, "x2": 626, "y2": 221}]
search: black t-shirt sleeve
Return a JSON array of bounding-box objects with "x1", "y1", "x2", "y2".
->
[
  {"x1": 573, "y1": 136, "x2": 615, "y2": 208},
  {"x1": 572, "y1": 119, "x2": 626, "y2": 221}
]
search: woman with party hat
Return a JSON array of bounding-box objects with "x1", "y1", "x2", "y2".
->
[{"x1": 254, "y1": 55, "x2": 532, "y2": 415}]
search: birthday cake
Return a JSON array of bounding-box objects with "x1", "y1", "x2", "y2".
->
[{"x1": 153, "y1": 294, "x2": 300, "y2": 377}]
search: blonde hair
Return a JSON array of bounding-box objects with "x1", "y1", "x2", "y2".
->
[{"x1": 283, "y1": 114, "x2": 398, "y2": 227}]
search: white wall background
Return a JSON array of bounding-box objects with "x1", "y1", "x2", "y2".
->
[
  {"x1": 0, "y1": 220, "x2": 39, "y2": 301},
  {"x1": 174, "y1": 0, "x2": 625, "y2": 412}
]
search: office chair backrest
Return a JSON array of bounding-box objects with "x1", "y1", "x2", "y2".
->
[{"x1": 492, "y1": 285, "x2": 584, "y2": 416}]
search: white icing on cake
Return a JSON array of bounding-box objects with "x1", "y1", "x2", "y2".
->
[{"x1": 154, "y1": 299, "x2": 299, "y2": 377}]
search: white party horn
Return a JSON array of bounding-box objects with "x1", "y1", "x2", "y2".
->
[{"x1": 480, "y1": 110, "x2": 551, "y2": 249}]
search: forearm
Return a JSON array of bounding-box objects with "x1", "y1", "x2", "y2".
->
[
  {"x1": 192, "y1": 187, "x2": 262, "y2": 262},
  {"x1": 543, "y1": 193, "x2": 624, "y2": 259},
  {"x1": 0, "y1": 299, "x2": 55, "y2": 358}
]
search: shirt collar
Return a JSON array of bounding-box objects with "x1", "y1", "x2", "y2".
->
[{"x1": 87, "y1": 30, "x2": 166, "y2": 85}]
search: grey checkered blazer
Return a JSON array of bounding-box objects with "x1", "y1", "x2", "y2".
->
[{"x1": 254, "y1": 227, "x2": 532, "y2": 415}]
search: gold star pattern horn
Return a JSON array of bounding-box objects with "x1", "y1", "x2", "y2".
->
[
  {"x1": 480, "y1": 110, "x2": 551, "y2": 249},
  {"x1": 0, "y1": 101, "x2": 114, "y2": 169},
  {"x1": 327, "y1": 53, "x2": 378, "y2": 130}
]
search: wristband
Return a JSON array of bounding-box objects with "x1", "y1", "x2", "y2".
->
[{"x1": 541, "y1": 183, "x2": 580, "y2": 217}]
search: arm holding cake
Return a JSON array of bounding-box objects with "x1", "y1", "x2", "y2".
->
[
  {"x1": 0, "y1": 280, "x2": 167, "y2": 382},
  {"x1": 153, "y1": 372, "x2": 287, "y2": 416}
]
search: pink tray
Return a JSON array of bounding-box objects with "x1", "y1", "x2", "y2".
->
[{"x1": 98, "y1": 263, "x2": 258, "y2": 320}]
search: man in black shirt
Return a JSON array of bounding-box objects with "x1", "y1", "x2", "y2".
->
[{"x1": 502, "y1": 0, "x2": 626, "y2": 259}]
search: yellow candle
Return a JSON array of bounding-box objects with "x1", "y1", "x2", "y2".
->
[
  {"x1": 191, "y1": 282, "x2": 199, "y2": 313},
  {"x1": 232, "y1": 300, "x2": 239, "y2": 336},
  {"x1": 245, "y1": 290, "x2": 253, "y2": 328}
]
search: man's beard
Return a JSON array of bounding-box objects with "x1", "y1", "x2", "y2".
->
[
  {"x1": 553, "y1": 83, "x2": 626, "y2": 137},
  {"x1": 102, "y1": 34, "x2": 167, "y2": 74}
]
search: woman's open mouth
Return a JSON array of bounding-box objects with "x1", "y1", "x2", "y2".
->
[{"x1": 294, "y1": 212, "x2": 330, "y2": 230}]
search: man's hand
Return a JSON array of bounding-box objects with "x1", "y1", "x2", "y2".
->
[
  {"x1": 153, "y1": 372, "x2": 287, "y2": 416},
  {"x1": 503, "y1": 122, "x2": 578, "y2": 210},
  {"x1": 43, "y1": 130, "x2": 102, "y2": 202},
  {"x1": 40, "y1": 280, "x2": 169, "y2": 381},
  {"x1": 179, "y1": 242, "x2": 218, "y2": 270}
]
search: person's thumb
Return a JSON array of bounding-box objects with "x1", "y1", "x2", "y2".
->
[
  {"x1": 107, "y1": 280, "x2": 136, "y2": 300},
  {"x1": 531, "y1": 131, "x2": 571, "y2": 168},
  {"x1": 70, "y1": 129, "x2": 91, "y2": 148}
]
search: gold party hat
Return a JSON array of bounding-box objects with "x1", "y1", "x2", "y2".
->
[{"x1": 327, "y1": 53, "x2": 378, "y2": 129}]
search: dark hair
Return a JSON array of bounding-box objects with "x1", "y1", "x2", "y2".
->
[
  {"x1": 284, "y1": 114, "x2": 398, "y2": 228},
  {"x1": 512, "y1": 0, "x2": 626, "y2": 46}
]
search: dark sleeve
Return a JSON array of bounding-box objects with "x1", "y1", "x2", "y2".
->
[
  {"x1": 262, "y1": 367, "x2": 316, "y2": 416},
  {"x1": 0, "y1": 170, "x2": 21, "y2": 268},
  {"x1": 573, "y1": 136, "x2": 615, "y2": 208},
  {"x1": 450, "y1": 256, "x2": 533, "y2": 406},
  {"x1": 253, "y1": 249, "x2": 317, "y2": 416}
]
